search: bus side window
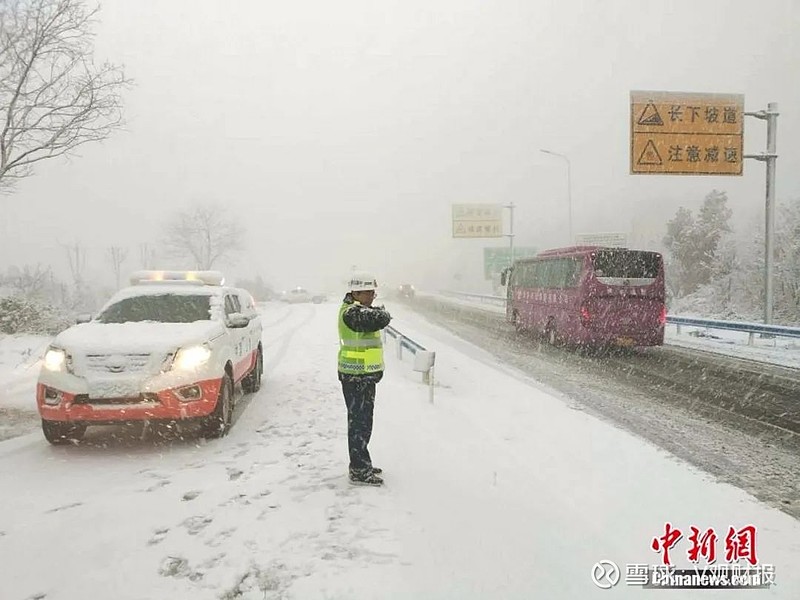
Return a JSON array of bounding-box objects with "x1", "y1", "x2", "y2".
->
[
  {"x1": 520, "y1": 264, "x2": 530, "y2": 287},
  {"x1": 553, "y1": 259, "x2": 566, "y2": 288},
  {"x1": 522, "y1": 263, "x2": 533, "y2": 287},
  {"x1": 541, "y1": 261, "x2": 554, "y2": 288},
  {"x1": 565, "y1": 258, "x2": 582, "y2": 287}
]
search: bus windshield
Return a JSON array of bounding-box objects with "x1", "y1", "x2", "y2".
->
[{"x1": 592, "y1": 250, "x2": 661, "y2": 285}]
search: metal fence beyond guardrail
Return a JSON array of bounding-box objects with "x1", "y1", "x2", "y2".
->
[
  {"x1": 383, "y1": 325, "x2": 436, "y2": 403},
  {"x1": 439, "y1": 290, "x2": 800, "y2": 346}
]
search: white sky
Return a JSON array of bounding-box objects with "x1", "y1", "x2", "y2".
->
[
  {"x1": 1, "y1": 0, "x2": 798, "y2": 293},
  {"x1": 1, "y1": 301, "x2": 799, "y2": 598}
]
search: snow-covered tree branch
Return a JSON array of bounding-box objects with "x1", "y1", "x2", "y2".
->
[
  {"x1": 163, "y1": 204, "x2": 245, "y2": 270},
  {"x1": 0, "y1": 0, "x2": 131, "y2": 191}
]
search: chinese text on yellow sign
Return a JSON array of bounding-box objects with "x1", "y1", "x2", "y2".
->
[
  {"x1": 630, "y1": 91, "x2": 744, "y2": 175},
  {"x1": 452, "y1": 204, "x2": 503, "y2": 238}
]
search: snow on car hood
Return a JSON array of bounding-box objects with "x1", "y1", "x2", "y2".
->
[{"x1": 53, "y1": 321, "x2": 224, "y2": 355}]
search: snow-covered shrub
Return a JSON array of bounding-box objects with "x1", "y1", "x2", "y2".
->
[{"x1": 0, "y1": 296, "x2": 73, "y2": 335}]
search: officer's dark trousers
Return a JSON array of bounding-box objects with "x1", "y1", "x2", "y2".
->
[{"x1": 341, "y1": 379, "x2": 376, "y2": 474}]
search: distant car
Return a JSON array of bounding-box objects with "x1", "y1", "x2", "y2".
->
[
  {"x1": 397, "y1": 283, "x2": 415, "y2": 299},
  {"x1": 285, "y1": 287, "x2": 312, "y2": 303},
  {"x1": 36, "y1": 270, "x2": 263, "y2": 444},
  {"x1": 311, "y1": 293, "x2": 327, "y2": 304}
]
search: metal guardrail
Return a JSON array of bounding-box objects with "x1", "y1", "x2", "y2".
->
[
  {"x1": 383, "y1": 325, "x2": 436, "y2": 403},
  {"x1": 438, "y1": 290, "x2": 506, "y2": 307},
  {"x1": 669, "y1": 315, "x2": 800, "y2": 344},
  {"x1": 439, "y1": 290, "x2": 800, "y2": 346}
]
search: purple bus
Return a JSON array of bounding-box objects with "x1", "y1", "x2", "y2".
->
[{"x1": 501, "y1": 246, "x2": 666, "y2": 348}]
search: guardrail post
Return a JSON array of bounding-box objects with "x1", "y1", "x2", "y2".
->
[
  {"x1": 676, "y1": 323, "x2": 682, "y2": 336},
  {"x1": 386, "y1": 326, "x2": 437, "y2": 403},
  {"x1": 748, "y1": 332, "x2": 754, "y2": 346}
]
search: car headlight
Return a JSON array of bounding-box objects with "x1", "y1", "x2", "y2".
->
[
  {"x1": 172, "y1": 345, "x2": 212, "y2": 371},
  {"x1": 43, "y1": 348, "x2": 68, "y2": 372}
]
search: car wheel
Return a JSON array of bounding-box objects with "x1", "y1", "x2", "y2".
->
[
  {"x1": 201, "y1": 373, "x2": 233, "y2": 438},
  {"x1": 241, "y1": 347, "x2": 263, "y2": 394},
  {"x1": 41, "y1": 420, "x2": 86, "y2": 445}
]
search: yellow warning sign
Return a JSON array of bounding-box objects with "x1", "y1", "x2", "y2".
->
[{"x1": 631, "y1": 91, "x2": 744, "y2": 175}]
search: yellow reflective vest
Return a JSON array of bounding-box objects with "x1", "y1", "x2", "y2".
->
[{"x1": 337, "y1": 302, "x2": 384, "y2": 374}]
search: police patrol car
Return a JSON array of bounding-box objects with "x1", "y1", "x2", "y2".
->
[{"x1": 36, "y1": 271, "x2": 263, "y2": 444}]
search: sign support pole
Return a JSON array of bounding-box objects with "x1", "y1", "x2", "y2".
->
[
  {"x1": 743, "y1": 102, "x2": 779, "y2": 325},
  {"x1": 504, "y1": 202, "x2": 515, "y2": 267}
]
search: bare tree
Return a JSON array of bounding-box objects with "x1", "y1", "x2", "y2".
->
[
  {"x1": 139, "y1": 242, "x2": 157, "y2": 269},
  {"x1": 0, "y1": 0, "x2": 131, "y2": 190},
  {"x1": 63, "y1": 240, "x2": 85, "y2": 286},
  {"x1": 61, "y1": 240, "x2": 92, "y2": 308},
  {"x1": 4, "y1": 263, "x2": 52, "y2": 298},
  {"x1": 163, "y1": 204, "x2": 245, "y2": 270},
  {"x1": 107, "y1": 245, "x2": 127, "y2": 289}
]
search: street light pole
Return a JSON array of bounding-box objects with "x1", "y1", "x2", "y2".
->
[{"x1": 540, "y1": 149, "x2": 573, "y2": 244}]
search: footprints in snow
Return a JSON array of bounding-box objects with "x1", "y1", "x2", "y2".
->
[
  {"x1": 205, "y1": 526, "x2": 236, "y2": 548},
  {"x1": 158, "y1": 556, "x2": 204, "y2": 581},
  {"x1": 138, "y1": 469, "x2": 172, "y2": 493},
  {"x1": 143, "y1": 479, "x2": 171, "y2": 492},
  {"x1": 181, "y1": 515, "x2": 213, "y2": 535},
  {"x1": 149, "y1": 392, "x2": 388, "y2": 593},
  {"x1": 147, "y1": 527, "x2": 170, "y2": 546},
  {"x1": 220, "y1": 563, "x2": 287, "y2": 599},
  {"x1": 45, "y1": 501, "x2": 83, "y2": 514}
]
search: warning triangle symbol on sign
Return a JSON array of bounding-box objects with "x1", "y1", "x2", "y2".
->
[
  {"x1": 637, "y1": 102, "x2": 664, "y2": 126},
  {"x1": 637, "y1": 139, "x2": 663, "y2": 165}
]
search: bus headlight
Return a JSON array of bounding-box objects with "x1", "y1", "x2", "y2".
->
[
  {"x1": 43, "y1": 348, "x2": 68, "y2": 372},
  {"x1": 172, "y1": 345, "x2": 212, "y2": 371}
]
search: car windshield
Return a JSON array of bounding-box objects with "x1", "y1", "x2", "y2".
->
[{"x1": 95, "y1": 294, "x2": 212, "y2": 323}]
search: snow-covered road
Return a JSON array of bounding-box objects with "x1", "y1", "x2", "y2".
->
[{"x1": 1, "y1": 301, "x2": 799, "y2": 599}]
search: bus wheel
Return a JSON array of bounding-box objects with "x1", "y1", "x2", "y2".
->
[
  {"x1": 545, "y1": 321, "x2": 558, "y2": 346},
  {"x1": 513, "y1": 311, "x2": 524, "y2": 334}
]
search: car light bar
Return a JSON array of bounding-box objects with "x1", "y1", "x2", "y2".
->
[{"x1": 129, "y1": 270, "x2": 225, "y2": 286}]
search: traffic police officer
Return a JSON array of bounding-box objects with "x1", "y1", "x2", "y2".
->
[{"x1": 338, "y1": 272, "x2": 392, "y2": 486}]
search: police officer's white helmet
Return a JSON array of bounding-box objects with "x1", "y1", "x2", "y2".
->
[{"x1": 349, "y1": 271, "x2": 378, "y2": 292}]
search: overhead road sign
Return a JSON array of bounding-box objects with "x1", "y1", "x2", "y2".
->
[
  {"x1": 631, "y1": 90, "x2": 744, "y2": 175},
  {"x1": 452, "y1": 204, "x2": 503, "y2": 238}
]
